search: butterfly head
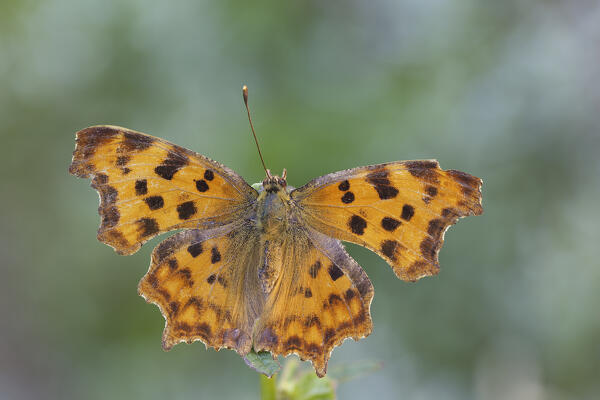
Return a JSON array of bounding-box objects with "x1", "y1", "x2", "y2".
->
[{"x1": 262, "y1": 168, "x2": 287, "y2": 193}]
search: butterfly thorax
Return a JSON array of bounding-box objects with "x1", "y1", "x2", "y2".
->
[{"x1": 255, "y1": 175, "x2": 294, "y2": 240}]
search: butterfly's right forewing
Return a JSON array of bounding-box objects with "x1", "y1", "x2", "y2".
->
[{"x1": 69, "y1": 126, "x2": 258, "y2": 255}]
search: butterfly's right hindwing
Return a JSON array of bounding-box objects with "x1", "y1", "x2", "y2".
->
[{"x1": 138, "y1": 222, "x2": 264, "y2": 355}]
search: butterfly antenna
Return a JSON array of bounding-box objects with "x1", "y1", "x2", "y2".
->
[{"x1": 242, "y1": 85, "x2": 270, "y2": 178}]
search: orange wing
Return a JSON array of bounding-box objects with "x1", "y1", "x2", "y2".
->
[
  {"x1": 253, "y1": 228, "x2": 374, "y2": 377},
  {"x1": 291, "y1": 161, "x2": 483, "y2": 281},
  {"x1": 69, "y1": 126, "x2": 257, "y2": 255},
  {"x1": 138, "y1": 223, "x2": 263, "y2": 355}
]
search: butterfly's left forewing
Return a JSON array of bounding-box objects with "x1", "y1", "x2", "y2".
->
[{"x1": 291, "y1": 160, "x2": 483, "y2": 281}]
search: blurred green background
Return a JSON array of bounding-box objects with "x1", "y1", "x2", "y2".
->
[{"x1": 2, "y1": 0, "x2": 599, "y2": 399}]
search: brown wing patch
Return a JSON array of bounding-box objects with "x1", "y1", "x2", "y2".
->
[
  {"x1": 69, "y1": 126, "x2": 257, "y2": 255},
  {"x1": 138, "y1": 225, "x2": 263, "y2": 354},
  {"x1": 292, "y1": 160, "x2": 483, "y2": 281},
  {"x1": 253, "y1": 229, "x2": 373, "y2": 377}
]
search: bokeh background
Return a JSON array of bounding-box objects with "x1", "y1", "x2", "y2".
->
[{"x1": 1, "y1": 0, "x2": 599, "y2": 399}]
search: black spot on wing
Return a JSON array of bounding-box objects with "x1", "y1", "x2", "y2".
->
[
  {"x1": 135, "y1": 179, "x2": 148, "y2": 196},
  {"x1": 341, "y1": 191, "x2": 355, "y2": 204},
  {"x1": 349, "y1": 215, "x2": 367, "y2": 235},
  {"x1": 195, "y1": 179, "x2": 209, "y2": 192},
  {"x1": 144, "y1": 195, "x2": 164, "y2": 210},
  {"x1": 375, "y1": 185, "x2": 398, "y2": 199},
  {"x1": 328, "y1": 264, "x2": 344, "y2": 281},
  {"x1": 381, "y1": 217, "x2": 401, "y2": 231},
  {"x1": 401, "y1": 204, "x2": 414, "y2": 221},
  {"x1": 426, "y1": 185, "x2": 438, "y2": 197},
  {"x1": 187, "y1": 242, "x2": 203, "y2": 258},
  {"x1": 366, "y1": 169, "x2": 398, "y2": 199},
  {"x1": 154, "y1": 152, "x2": 188, "y2": 180},
  {"x1": 207, "y1": 274, "x2": 216, "y2": 284},
  {"x1": 204, "y1": 170, "x2": 214, "y2": 181},
  {"x1": 304, "y1": 288, "x2": 313, "y2": 298},
  {"x1": 338, "y1": 180, "x2": 350, "y2": 191},
  {"x1": 211, "y1": 247, "x2": 221, "y2": 263},
  {"x1": 176, "y1": 201, "x2": 197, "y2": 220}
]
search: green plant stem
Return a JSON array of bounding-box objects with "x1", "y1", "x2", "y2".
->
[{"x1": 260, "y1": 374, "x2": 277, "y2": 400}]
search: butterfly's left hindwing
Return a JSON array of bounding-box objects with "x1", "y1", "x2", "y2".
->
[
  {"x1": 69, "y1": 126, "x2": 257, "y2": 255},
  {"x1": 291, "y1": 160, "x2": 483, "y2": 281}
]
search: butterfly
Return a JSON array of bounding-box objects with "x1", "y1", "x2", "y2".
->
[{"x1": 69, "y1": 89, "x2": 483, "y2": 377}]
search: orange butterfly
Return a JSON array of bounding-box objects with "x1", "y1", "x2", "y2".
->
[{"x1": 69, "y1": 87, "x2": 482, "y2": 377}]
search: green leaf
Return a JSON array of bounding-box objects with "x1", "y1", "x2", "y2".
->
[{"x1": 243, "y1": 349, "x2": 281, "y2": 378}]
